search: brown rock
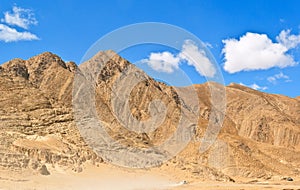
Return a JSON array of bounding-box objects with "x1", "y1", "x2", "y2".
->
[{"x1": 39, "y1": 164, "x2": 50, "y2": 175}]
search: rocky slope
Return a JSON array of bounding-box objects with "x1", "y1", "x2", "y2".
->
[
  {"x1": 0, "y1": 51, "x2": 299, "y2": 183},
  {"x1": 0, "y1": 53, "x2": 101, "y2": 175}
]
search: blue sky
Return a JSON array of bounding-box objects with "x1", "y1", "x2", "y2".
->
[{"x1": 0, "y1": 0, "x2": 300, "y2": 97}]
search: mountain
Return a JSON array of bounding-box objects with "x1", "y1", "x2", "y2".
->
[{"x1": 0, "y1": 51, "x2": 299, "y2": 184}]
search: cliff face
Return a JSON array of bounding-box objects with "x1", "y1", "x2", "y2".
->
[{"x1": 0, "y1": 51, "x2": 299, "y2": 181}]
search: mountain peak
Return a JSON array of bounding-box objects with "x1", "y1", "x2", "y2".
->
[
  {"x1": 2, "y1": 58, "x2": 26, "y2": 68},
  {"x1": 1, "y1": 58, "x2": 28, "y2": 79},
  {"x1": 31, "y1": 51, "x2": 61, "y2": 60},
  {"x1": 27, "y1": 52, "x2": 67, "y2": 69},
  {"x1": 85, "y1": 50, "x2": 120, "y2": 65}
]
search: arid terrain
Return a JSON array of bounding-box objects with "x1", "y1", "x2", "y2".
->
[{"x1": 0, "y1": 51, "x2": 300, "y2": 189}]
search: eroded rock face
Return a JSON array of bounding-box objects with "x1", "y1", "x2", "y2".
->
[
  {"x1": 0, "y1": 53, "x2": 102, "y2": 175},
  {"x1": 226, "y1": 83, "x2": 300, "y2": 147},
  {"x1": 0, "y1": 51, "x2": 300, "y2": 181}
]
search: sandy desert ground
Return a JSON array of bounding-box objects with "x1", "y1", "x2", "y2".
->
[{"x1": 1, "y1": 163, "x2": 300, "y2": 190}]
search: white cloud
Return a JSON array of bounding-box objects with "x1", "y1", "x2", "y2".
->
[
  {"x1": 222, "y1": 31, "x2": 299, "y2": 73},
  {"x1": 240, "y1": 82, "x2": 268, "y2": 91},
  {"x1": 0, "y1": 6, "x2": 39, "y2": 43},
  {"x1": 267, "y1": 72, "x2": 291, "y2": 84},
  {"x1": 204, "y1": 42, "x2": 213, "y2": 48},
  {"x1": 141, "y1": 40, "x2": 216, "y2": 78},
  {"x1": 276, "y1": 29, "x2": 300, "y2": 49},
  {"x1": 267, "y1": 76, "x2": 276, "y2": 83},
  {"x1": 250, "y1": 83, "x2": 268, "y2": 91},
  {"x1": 0, "y1": 24, "x2": 39, "y2": 42},
  {"x1": 1, "y1": 6, "x2": 37, "y2": 29},
  {"x1": 141, "y1": 51, "x2": 180, "y2": 73},
  {"x1": 179, "y1": 40, "x2": 216, "y2": 78}
]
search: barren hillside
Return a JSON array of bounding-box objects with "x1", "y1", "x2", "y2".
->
[{"x1": 0, "y1": 51, "x2": 299, "y2": 186}]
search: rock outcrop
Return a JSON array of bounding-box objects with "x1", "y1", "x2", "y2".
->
[{"x1": 0, "y1": 52, "x2": 101, "y2": 175}]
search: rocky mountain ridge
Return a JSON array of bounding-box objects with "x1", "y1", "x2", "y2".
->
[{"x1": 0, "y1": 51, "x2": 300, "y2": 183}]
